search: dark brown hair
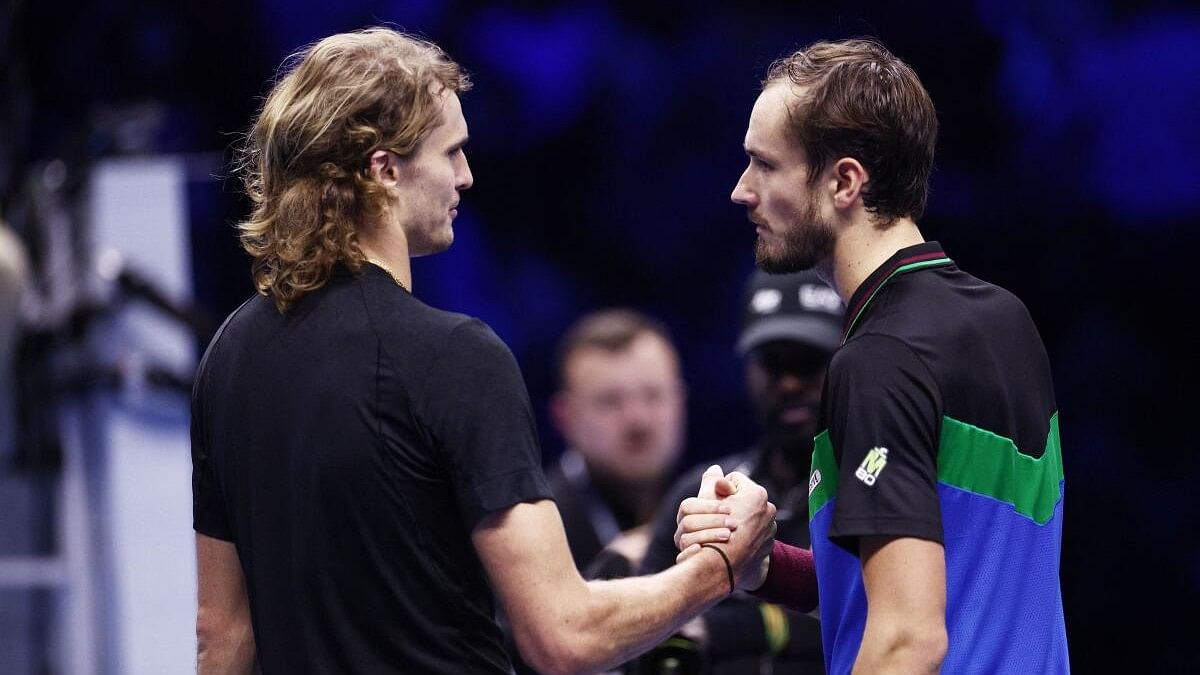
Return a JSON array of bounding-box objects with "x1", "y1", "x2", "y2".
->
[
  {"x1": 556, "y1": 309, "x2": 675, "y2": 386},
  {"x1": 236, "y1": 28, "x2": 471, "y2": 312},
  {"x1": 764, "y1": 38, "x2": 937, "y2": 222}
]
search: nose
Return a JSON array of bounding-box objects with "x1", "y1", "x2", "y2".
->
[
  {"x1": 456, "y1": 153, "x2": 474, "y2": 191},
  {"x1": 731, "y1": 166, "x2": 755, "y2": 206},
  {"x1": 775, "y1": 371, "x2": 809, "y2": 393}
]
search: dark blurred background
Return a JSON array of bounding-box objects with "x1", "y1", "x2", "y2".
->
[{"x1": 1, "y1": 0, "x2": 1197, "y2": 672}]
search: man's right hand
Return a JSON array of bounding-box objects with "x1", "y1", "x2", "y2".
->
[{"x1": 674, "y1": 467, "x2": 776, "y2": 590}]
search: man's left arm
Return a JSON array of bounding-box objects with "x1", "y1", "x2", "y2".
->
[
  {"x1": 824, "y1": 336, "x2": 946, "y2": 672},
  {"x1": 853, "y1": 535, "x2": 946, "y2": 674},
  {"x1": 196, "y1": 534, "x2": 256, "y2": 674},
  {"x1": 191, "y1": 348, "x2": 254, "y2": 673}
]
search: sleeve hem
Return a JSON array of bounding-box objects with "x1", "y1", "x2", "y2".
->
[
  {"x1": 461, "y1": 467, "x2": 554, "y2": 531},
  {"x1": 827, "y1": 517, "x2": 944, "y2": 554},
  {"x1": 193, "y1": 521, "x2": 235, "y2": 542}
]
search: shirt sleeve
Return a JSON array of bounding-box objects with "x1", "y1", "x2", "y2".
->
[
  {"x1": 191, "y1": 346, "x2": 233, "y2": 541},
  {"x1": 825, "y1": 334, "x2": 943, "y2": 552},
  {"x1": 418, "y1": 318, "x2": 553, "y2": 530}
]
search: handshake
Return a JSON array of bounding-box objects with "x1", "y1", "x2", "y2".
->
[{"x1": 673, "y1": 465, "x2": 777, "y2": 592}]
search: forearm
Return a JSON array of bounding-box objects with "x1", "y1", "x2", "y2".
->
[
  {"x1": 538, "y1": 549, "x2": 730, "y2": 673},
  {"x1": 485, "y1": 484, "x2": 775, "y2": 674},
  {"x1": 196, "y1": 615, "x2": 256, "y2": 675},
  {"x1": 195, "y1": 534, "x2": 255, "y2": 675}
]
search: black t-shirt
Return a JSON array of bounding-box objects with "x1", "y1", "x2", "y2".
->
[{"x1": 191, "y1": 264, "x2": 552, "y2": 674}]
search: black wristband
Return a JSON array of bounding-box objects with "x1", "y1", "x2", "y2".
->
[{"x1": 700, "y1": 544, "x2": 735, "y2": 596}]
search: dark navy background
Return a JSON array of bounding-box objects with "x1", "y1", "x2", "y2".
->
[{"x1": 5, "y1": 1, "x2": 1197, "y2": 670}]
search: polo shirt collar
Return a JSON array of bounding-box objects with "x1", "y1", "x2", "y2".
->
[{"x1": 840, "y1": 241, "x2": 954, "y2": 344}]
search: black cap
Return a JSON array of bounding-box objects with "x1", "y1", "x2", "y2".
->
[{"x1": 737, "y1": 270, "x2": 845, "y2": 355}]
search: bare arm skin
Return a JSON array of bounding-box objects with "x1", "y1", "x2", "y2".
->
[
  {"x1": 852, "y1": 535, "x2": 947, "y2": 674},
  {"x1": 196, "y1": 534, "x2": 256, "y2": 675},
  {"x1": 473, "y1": 466, "x2": 775, "y2": 675}
]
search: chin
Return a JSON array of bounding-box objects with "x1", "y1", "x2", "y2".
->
[{"x1": 412, "y1": 227, "x2": 455, "y2": 257}]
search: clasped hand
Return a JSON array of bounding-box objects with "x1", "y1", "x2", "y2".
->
[{"x1": 673, "y1": 465, "x2": 775, "y2": 591}]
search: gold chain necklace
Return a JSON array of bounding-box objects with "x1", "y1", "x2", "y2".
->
[{"x1": 366, "y1": 258, "x2": 409, "y2": 291}]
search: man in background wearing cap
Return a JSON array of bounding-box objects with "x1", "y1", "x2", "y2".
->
[{"x1": 636, "y1": 270, "x2": 843, "y2": 674}]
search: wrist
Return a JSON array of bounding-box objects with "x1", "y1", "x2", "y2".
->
[{"x1": 699, "y1": 544, "x2": 735, "y2": 596}]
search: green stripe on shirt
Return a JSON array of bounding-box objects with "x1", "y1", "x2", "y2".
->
[
  {"x1": 937, "y1": 413, "x2": 1063, "y2": 525},
  {"x1": 808, "y1": 430, "x2": 838, "y2": 520},
  {"x1": 807, "y1": 413, "x2": 1062, "y2": 525}
]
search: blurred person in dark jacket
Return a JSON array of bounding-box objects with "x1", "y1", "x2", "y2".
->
[{"x1": 638, "y1": 270, "x2": 842, "y2": 674}]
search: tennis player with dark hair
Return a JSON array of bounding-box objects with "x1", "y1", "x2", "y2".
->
[
  {"x1": 676, "y1": 38, "x2": 1069, "y2": 674},
  {"x1": 191, "y1": 28, "x2": 777, "y2": 675}
]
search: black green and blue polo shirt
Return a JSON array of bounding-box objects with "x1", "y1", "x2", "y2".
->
[{"x1": 807, "y1": 241, "x2": 1068, "y2": 673}]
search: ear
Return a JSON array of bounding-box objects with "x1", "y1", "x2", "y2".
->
[
  {"x1": 831, "y1": 157, "x2": 868, "y2": 211},
  {"x1": 368, "y1": 150, "x2": 400, "y2": 187}
]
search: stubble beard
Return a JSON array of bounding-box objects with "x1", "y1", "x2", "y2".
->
[
  {"x1": 755, "y1": 194, "x2": 836, "y2": 274},
  {"x1": 406, "y1": 215, "x2": 455, "y2": 257}
]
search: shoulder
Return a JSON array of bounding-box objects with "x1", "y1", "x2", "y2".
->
[
  {"x1": 196, "y1": 293, "x2": 269, "y2": 375},
  {"x1": 874, "y1": 266, "x2": 1034, "y2": 338},
  {"x1": 831, "y1": 333, "x2": 927, "y2": 379},
  {"x1": 827, "y1": 333, "x2": 942, "y2": 413},
  {"x1": 357, "y1": 276, "x2": 514, "y2": 365}
]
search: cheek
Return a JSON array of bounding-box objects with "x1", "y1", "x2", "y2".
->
[
  {"x1": 745, "y1": 366, "x2": 770, "y2": 400},
  {"x1": 577, "y1": 410, "x2": 620, "y2": 442}
]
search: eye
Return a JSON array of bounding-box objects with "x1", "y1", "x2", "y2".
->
[{"x1": 752, "y1": 157, "x2": 774, "y2": 171}]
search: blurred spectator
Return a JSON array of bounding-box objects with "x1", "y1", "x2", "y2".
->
[
  {"x1": 547, "y1": 309, "x2": 686, "y2": 577},
  {"x1": 638, "y1": 270, "x2": 843, "y2": 674}
]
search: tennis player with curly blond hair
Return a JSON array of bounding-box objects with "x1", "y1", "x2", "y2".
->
[{"x1": 192, "y1": 27, "x2": 777, "y2": 675}]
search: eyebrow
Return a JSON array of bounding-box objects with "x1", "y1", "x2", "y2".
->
[
  {"x1": 744, "y1": 145, "x2": 777, "y2": 163},
  {"x1": 449, "y1": 135, "x2": 470, "y2": 152}
]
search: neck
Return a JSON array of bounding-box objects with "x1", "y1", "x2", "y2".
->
[
  {"x1": 827, "y1": 215, "x2": 925, "y2": 304},
  {"x1": 359, "y1": 226, "x2": 414, "y2": 292}
]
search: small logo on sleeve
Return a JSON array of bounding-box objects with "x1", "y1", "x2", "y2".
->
[
  {"x1": 854, "y1": 447, "x2": 889, "y2": 486},
  {"x1": 808, "y1": 469, "x2": 822, "y2": 496}
]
